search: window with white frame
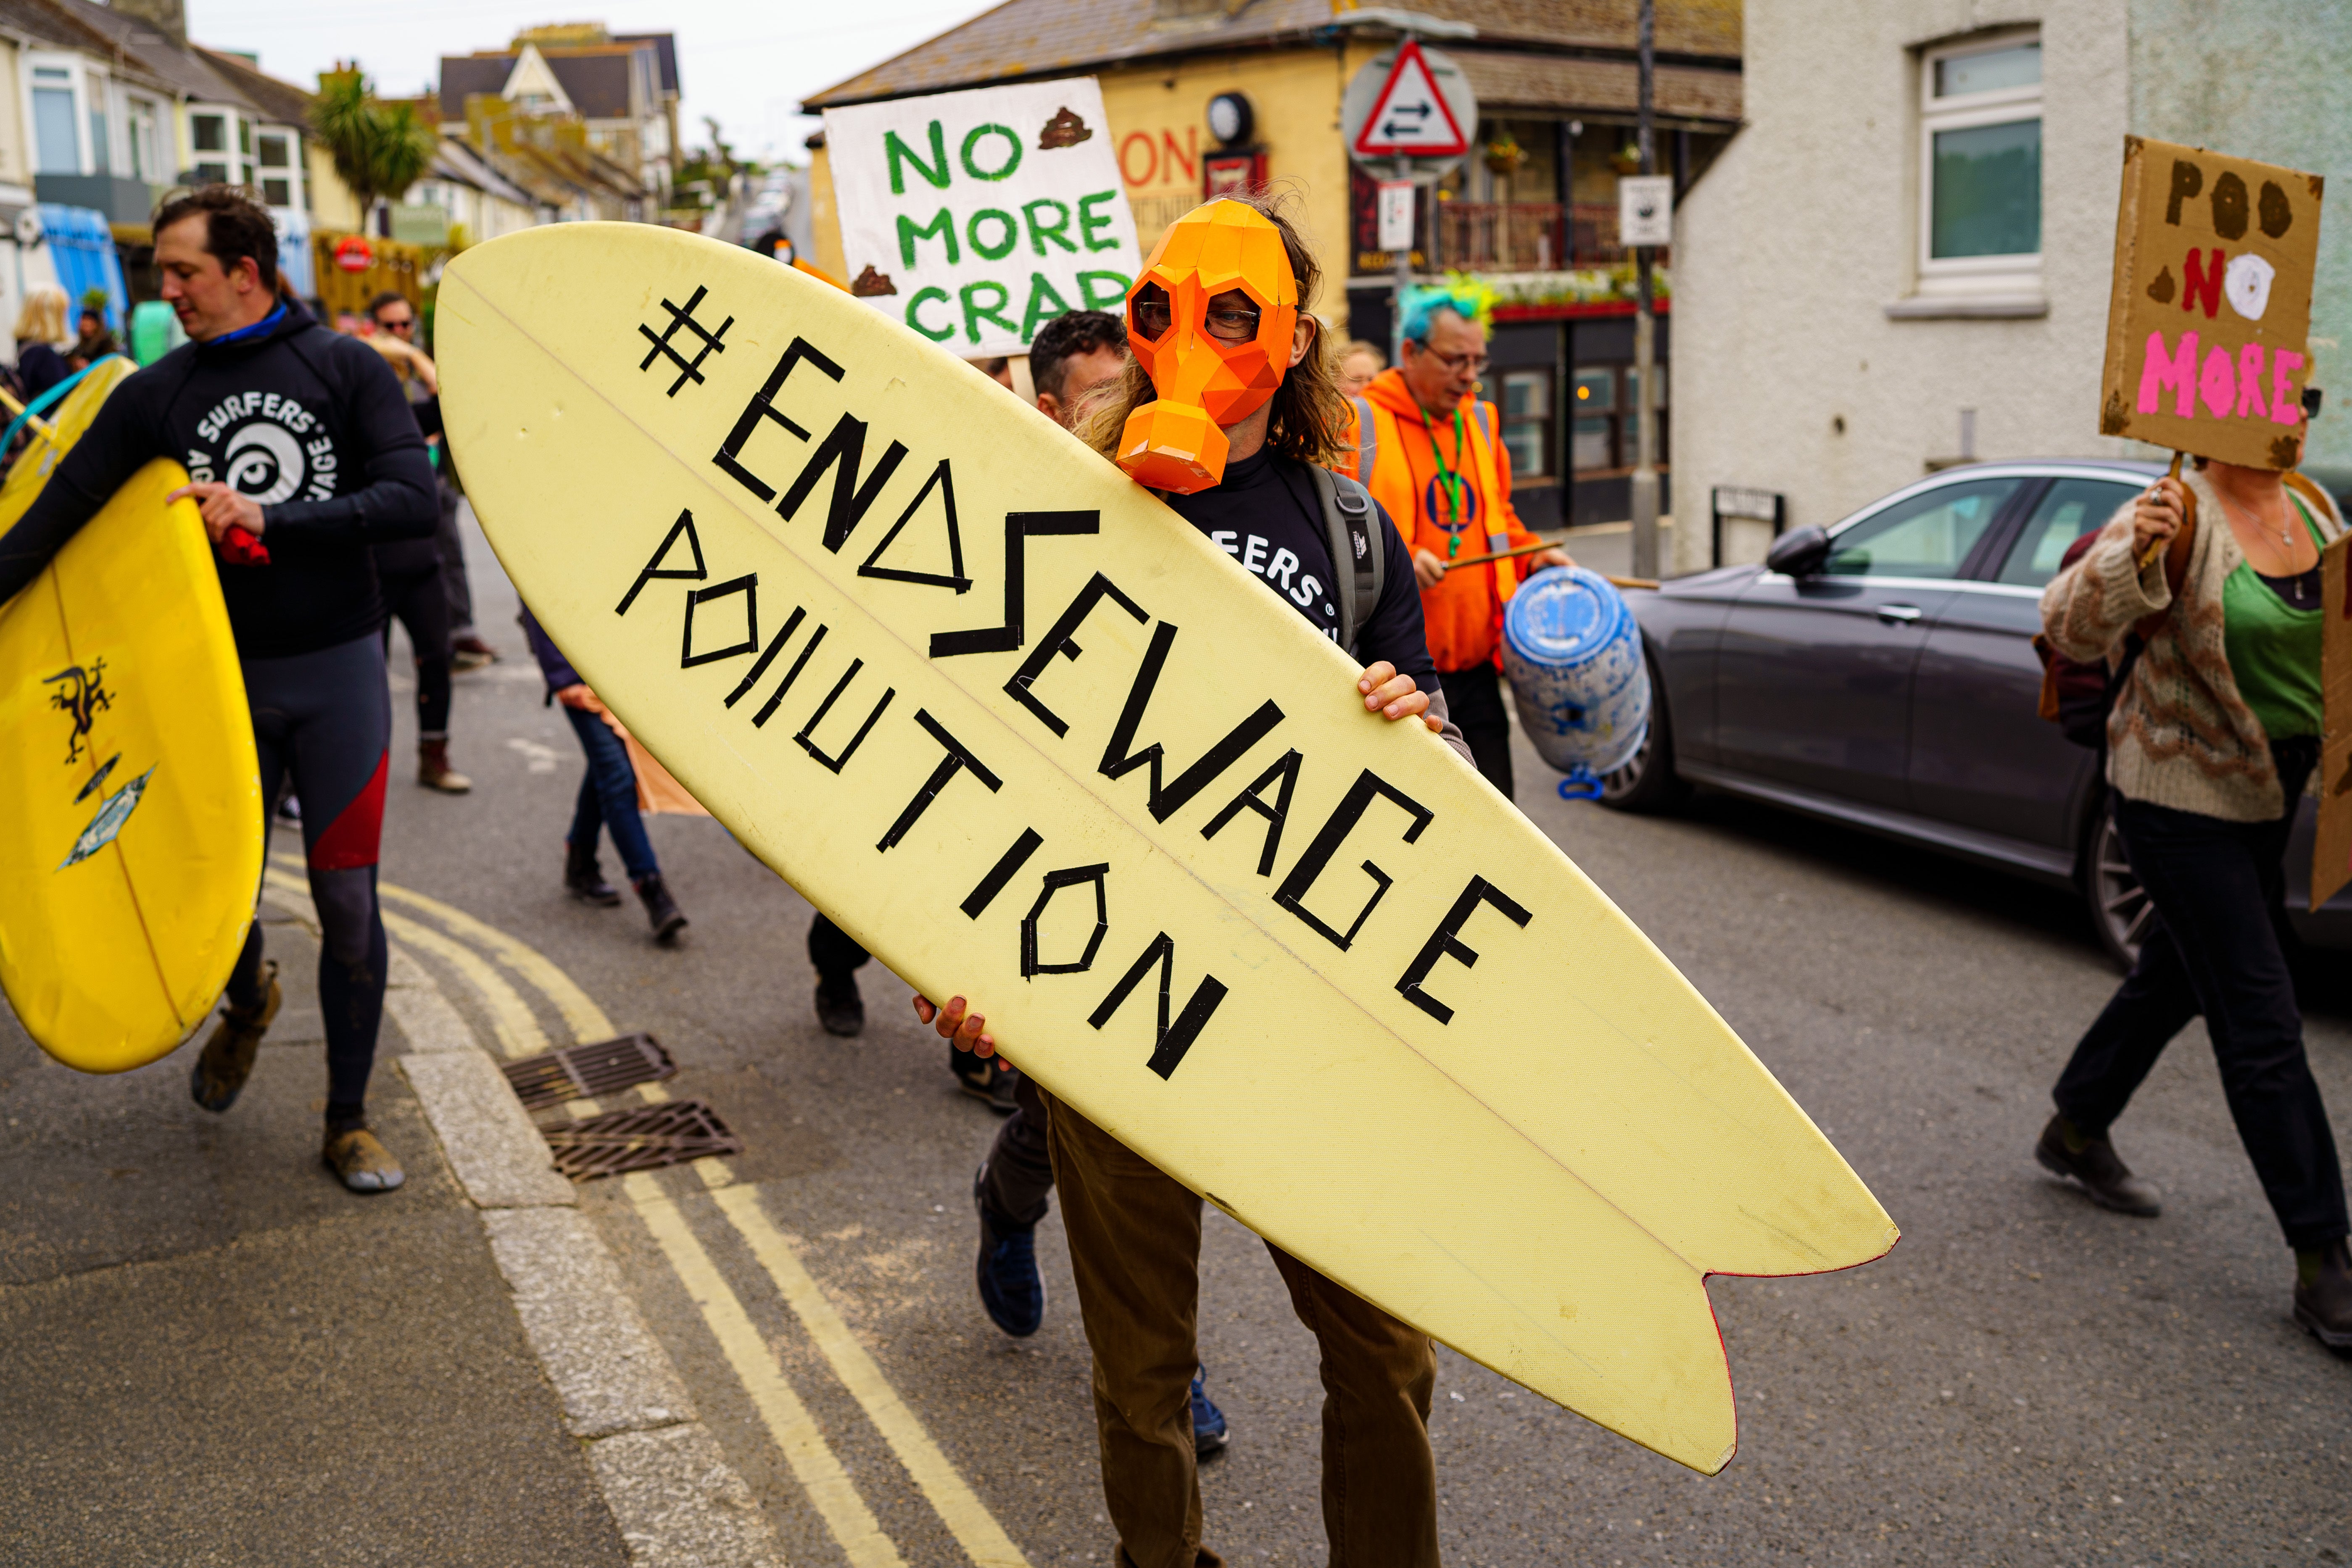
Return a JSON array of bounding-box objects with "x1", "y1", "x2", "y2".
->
[
  {"x1": 257, "y1": 131, "x2": 294, "y2": 207},
  {"x1": 31, "y1": 65, "x2": 80, "y2": 174},
  {"x1": 190, "y1": 111, "x2": 229, "y2": 186},
  {"x1": 1918, "y1": 34, "x2": 2041, "y2": 285},
  {"x1": 128, "y1": 98, "x2": 159, "y2": 182}
]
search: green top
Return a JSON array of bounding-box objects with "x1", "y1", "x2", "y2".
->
[{"x1": 2222, "y1": 494, "x2": 2327, "y2": 741}]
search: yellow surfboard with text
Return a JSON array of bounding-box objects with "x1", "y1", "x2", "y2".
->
[{"x1": 440, "y1": 224, "x2": 1896, "y2": 1473}]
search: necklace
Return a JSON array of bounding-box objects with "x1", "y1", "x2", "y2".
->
[{"x1": 2215, "y1": 485, "x2": 2294, "y2": 554}]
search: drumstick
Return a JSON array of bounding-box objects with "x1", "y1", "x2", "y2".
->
[
  {"x1": 2138, "y1": 451, "x2": 2186, "y2": 571},
  {"x1": 1440, "y1": 538, "x2": 1563, "y2": 571}
]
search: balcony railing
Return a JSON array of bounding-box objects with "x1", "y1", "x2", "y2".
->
[{"x1": 1432, "y1": 201, "x2": 1668, "y2": 274}]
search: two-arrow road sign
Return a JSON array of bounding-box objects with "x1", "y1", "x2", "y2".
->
[{"x1": 1349, "y1": 40, "x2": 1470, "y2": 160}]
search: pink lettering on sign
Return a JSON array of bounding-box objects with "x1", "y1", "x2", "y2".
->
[
  {"x1": 2199, "y1": 346, "x2": 2236, "y2": 419},
  {"x1": 2138, "y1": 329, "x2": 2199, "y2": 417},
  {"x1": 2270, "y1": 350, "x2": 2306, "y2": 424},
  {"x1": 2236, "y1": 344, "x2": 2268, "y2": 417}
]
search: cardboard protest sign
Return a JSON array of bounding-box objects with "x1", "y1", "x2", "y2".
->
[
  {"x1": 2316, "y1": 532, "x2": 2352, "y2": 912},
  {"x1": 2102, "y1": 137, "x2": 2324, "y2": 470},
  {"x1": 823, "y1": 79, "x2": 1142, "y2": 360}
]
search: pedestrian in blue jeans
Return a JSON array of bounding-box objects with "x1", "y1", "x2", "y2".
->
[{"x1": 520, "y1": 607, "x2": 687, "y2": 941}]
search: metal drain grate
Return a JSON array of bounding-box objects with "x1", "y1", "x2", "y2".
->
[
  {"x1": 541, "y1": 1099, "x2": 742, "y2": 1181},
  {"x1": 502, "y1": 1032, "x2": 676, "y2": 1112}
]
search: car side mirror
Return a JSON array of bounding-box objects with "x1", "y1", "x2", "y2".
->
[{"x1": 1765, "y1": 525, "x2": 1831, "y2": 577}]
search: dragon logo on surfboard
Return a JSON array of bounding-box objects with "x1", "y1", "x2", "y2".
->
[{"x1": 41, "y1": 656, "x2": 155, "y2": 870}]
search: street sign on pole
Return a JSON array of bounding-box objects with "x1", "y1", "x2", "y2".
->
[
  {"x1": 1342, "y1": 40, "x2": 1479, "y2": 366},
  {"x1": 1350, "y1": 40, "x2": 1469, "y2": 159},
  {"x1": 1618, "y1": 175, "x2": 1674, "y2": 247},
  {"x1": 1376, "y1": 180, "x2": 1416, "y2": 251}
]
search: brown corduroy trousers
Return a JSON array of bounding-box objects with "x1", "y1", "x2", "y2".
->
[{"x1": 1040, "y1": 1088, "x2": 1440, "y2": 1568}]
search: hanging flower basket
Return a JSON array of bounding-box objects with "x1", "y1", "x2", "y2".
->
[{"x1": 1483, "y1": 134, "x2": 1527, "y2": 176}]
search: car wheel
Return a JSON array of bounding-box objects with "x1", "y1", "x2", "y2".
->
[
  {"x1": 1599, "y1": 655, "x2": 1690, "y2": 814},
  {"x1": 2084, "y1": 803, "x2": 2154, "y2": 972}
]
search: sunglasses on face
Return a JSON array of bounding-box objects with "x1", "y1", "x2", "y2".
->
[
  {"x1": 1130, "y1": 285, "x2": 1263, "y2": 344},
  {"x1": 379, "y1": 316, "x2": 415, "y2": 332}
]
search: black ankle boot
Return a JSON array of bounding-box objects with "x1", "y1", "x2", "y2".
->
[
  {"x1": 2035, "y1": 1114, "x2": 2162, "y2": 1216},
  {"x1": 2295, "y1": 1239, "x2": 2352, "y2": 1351},
  {"x1": 815, "y1": 971, "x2": 865, "y2": 1037},
  {"x1": 634, "y1": 874, "x2": 687, "y2": 943},
  {"x1": 564, "y1": 840, "x2": 621, "y2": 906}
]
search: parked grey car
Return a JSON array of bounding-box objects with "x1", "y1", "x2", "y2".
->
[{"x1": 1603, "y1": 459, "x2": 2352, "y2": 967}]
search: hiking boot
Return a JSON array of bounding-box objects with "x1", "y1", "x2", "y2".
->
[
  {"x1": 2295, "y1": 1239, "x2": 2352, "y2": 1352},
  {"x1": 417, "y1": 737, "x2": 472, "y2": 793},
  {"x1": 635, "y1": 874, "x2": 687, "y2": 943},
  {"x1": 451, "y1": 634, "x2": 498, "y2": 672},
  {"x1": 952, "y1": 1049, "x2": 1019, "y2": 1112},
  {"x1": 322, "y1": 1126, "x2": 405, "y2": 1193},
  {"x1": 974, "y1": 1162, "x2": 1044, "y2": 1337},
  {"x1": 191, "y1": 960, "x2": 279, "y2": 1113},
  {"x1": 2036, "y1": 1114, "x2": 2162, "y2": 1217},
  {"x1": 815, "y1": 972, "x2": 865, "y2": 1037},
  {"x1": 564, "y1": 839, "x2": 621, "y2": 906},
  {"x1": 1191, "y1": 1366, "x2": 1229, "y2": 1457}
]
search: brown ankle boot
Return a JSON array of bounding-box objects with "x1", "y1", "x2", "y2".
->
[{"x1": 418, "y1": 736, "x2": 472, "y2": 793}]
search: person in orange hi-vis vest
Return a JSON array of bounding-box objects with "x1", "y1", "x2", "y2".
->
[{"x1": 1348, "y1": 286, "x2": 1570, "y2": 798}]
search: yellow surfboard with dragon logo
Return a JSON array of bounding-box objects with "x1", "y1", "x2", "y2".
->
[{"x1": 0, "y1": 357, "x2": 263, "y2": 1072}]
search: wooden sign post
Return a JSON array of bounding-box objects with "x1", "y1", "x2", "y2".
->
[{"x1": 2100, "y1": 137, "x2": 2324, "y2": 470}]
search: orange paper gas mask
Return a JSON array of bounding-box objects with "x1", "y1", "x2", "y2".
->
[{"x1": 1117, "y1": 200, "x2": 1300, "y2": 493}]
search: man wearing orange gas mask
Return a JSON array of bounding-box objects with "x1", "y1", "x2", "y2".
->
[{"x1": 915, "y1": 195, "x2": 1466, "y2": 1568}]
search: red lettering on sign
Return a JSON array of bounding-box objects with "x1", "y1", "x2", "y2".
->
[
  {"x1": 1161, "y1": 127, "x2": 1197, "y2": 185},
  {"x1": 2181, "y1": 248, "x2": 2225, "y2": 319},
  {"x1": 1120, "y1": 132, "x2": 1158, "y2": 188}
]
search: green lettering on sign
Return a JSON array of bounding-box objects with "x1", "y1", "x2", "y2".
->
[
  {"x1": 898, "y1": 208, "x2": 960, "y2": 268},
  {"x1": 1077, "y1": 271, "x2": 1132, "y2": 312},
  {"x1": 1020, "y1": 272, "x2": 1073, "y2": 342},
  {"x1": 968, "y1": 208, "x2": 1019, "y2": 262},
  {"x1": 886, "y1": 122, "x2": 949, "y2": 195},
  {"x1": 1023, "y1": 199, "x2": 1076, "y2": 256},
  {"x1": 907, "y1": 287, "x2": 956, "y2": 342},
  {"x1": 960, "y1": 280, "x2": 1016, "y2": 345},
  {"x1": 960, "y1": 123, "x2": 1022, "y2": 183},
  {"x1": 1078, "y1": 192, "x2": 1122, "y2": 253}
]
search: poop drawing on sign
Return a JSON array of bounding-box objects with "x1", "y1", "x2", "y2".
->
[{"x1": 1038, "y1": 107, "x2": 1091, "y2": 149}]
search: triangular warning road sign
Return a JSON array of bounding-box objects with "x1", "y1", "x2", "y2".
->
[{"x1": 1352, "y1": 41, "x2": 1469, "y2": 159}]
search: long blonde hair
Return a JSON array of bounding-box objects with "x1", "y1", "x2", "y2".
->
[
  {"x1": 1075, "y1": 189, "x2": 1354, "y2": 472},
  {"x1": 14, "y1": 285, "x2": 67, "y2": 347}
]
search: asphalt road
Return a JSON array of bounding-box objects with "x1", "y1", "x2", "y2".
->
[{"x1": 6, "y1": 505, "x2": 2349, "y2": 1566}]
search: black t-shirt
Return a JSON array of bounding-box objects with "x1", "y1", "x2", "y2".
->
[
  {"x1": 1162, "y1": 447, "x2": 1439, "y2": 696},
  {"x1": 0, "y1": 306, "x2": 437, "y2": 659}
]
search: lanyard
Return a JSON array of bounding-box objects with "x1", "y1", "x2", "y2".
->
[{"x1": 1421, "y1": 405, "x2": 1469, "y2": 557}]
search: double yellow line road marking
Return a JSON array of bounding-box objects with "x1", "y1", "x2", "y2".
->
[{"x1": 265, "y1": 855, "x2": 1031, "y2": 1568}]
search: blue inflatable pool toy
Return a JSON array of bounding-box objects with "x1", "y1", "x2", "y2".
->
[{"x1": 1500, "y1": 566, "x2": 1650, "y2": 795}]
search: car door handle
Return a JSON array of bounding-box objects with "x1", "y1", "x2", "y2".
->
[{"x1": 1875, "y1": 603, "x2": 1923, "y2": 625}]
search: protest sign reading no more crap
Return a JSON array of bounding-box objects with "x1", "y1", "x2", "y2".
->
[{"x1": 825, "y1": 79, "x2": 1143, "y2": 361}]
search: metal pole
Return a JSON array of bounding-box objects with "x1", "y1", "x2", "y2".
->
[
  {"x1": 1392, "y1": 148, "x2": 1412, "y2": 369},
  {"x1": 1629, "y1": 0, "x2": 1660, "y2": 580}
]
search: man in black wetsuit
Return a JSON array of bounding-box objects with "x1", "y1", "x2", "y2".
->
[
  {"x1": 915, "y1": 195, "x2": 1470, "y2": 1568},
  {"x1": 0, "y1": 187, "x2": 437, "y2": 1192}
]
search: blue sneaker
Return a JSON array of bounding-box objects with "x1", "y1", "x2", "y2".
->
[
  {"x1": 1191, "y1": 1366, "x2": 1228, "y2": 1456},
  {"x1": 973, "y1": 1163, "x2": 1044, "y2": 1336}
]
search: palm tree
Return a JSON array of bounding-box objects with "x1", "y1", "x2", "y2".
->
[{"x1": 311, "y1": 70, "x2": 436, "y2": 236}]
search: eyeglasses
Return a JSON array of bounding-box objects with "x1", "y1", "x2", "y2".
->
[
  {"x1": 1416, "y1": 346, "x2": 1489, "y2": 374},
  {"x1": 379, "y1": 315, "x2": 416, "y2": 333},
  {"x1": 1130, "y1": 284, "x2": 1263, "y2": 344}
]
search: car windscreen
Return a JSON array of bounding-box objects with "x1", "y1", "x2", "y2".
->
[
  {"x1": 1996, "y1": 478, "x2": 2143, "y2": 587},
  {"x1": 1824, "y1": 477, "x2": 2022, "y2": 578}
]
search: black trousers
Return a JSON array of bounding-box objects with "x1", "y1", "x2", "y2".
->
[
  {"x1": 808, "y1": 912, "x2": 869, "y2": 980},
  {"x1": 979, "y1": 1069, "x2": 1055, "y2": 1229},
  {"x1": 2053, "y1": 738, "x2": 2347, "y2": 1249},
  {"x1": 381, "y1": 565, "x2": 453, "y2": 737},
  {"x1": 1438, "y1": 661, "x2": 1513, "y2": 799}
]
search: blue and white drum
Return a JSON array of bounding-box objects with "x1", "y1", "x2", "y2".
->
[{"x1": 1500, "y1": 565, "x2": 1651, "y2": 778}]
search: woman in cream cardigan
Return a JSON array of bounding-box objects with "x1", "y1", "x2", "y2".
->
[{"x1": 2038, "y1": 454, "x2": 2347, "y2": 1349}]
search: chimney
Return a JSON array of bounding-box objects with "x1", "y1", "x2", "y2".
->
[{"x1": 111, "y1": 0, "x2": 186, "y2": 37}]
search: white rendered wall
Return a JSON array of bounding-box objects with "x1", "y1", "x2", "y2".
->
[{"x1": 1670, "y1": 0, "x2": 2131, "y2": 572}]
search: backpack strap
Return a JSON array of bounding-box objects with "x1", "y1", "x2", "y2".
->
[
  {"x1": 1311, "y1": 464, "x2": 1384, "y2": 658},
  {"x1": 1350, "y1": 396, "x2": 1378, "y2": 486}
]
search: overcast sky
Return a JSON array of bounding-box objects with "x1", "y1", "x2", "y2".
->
[{"x1": 186, "y1": 0, "x2": 995, "y2": 164}]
